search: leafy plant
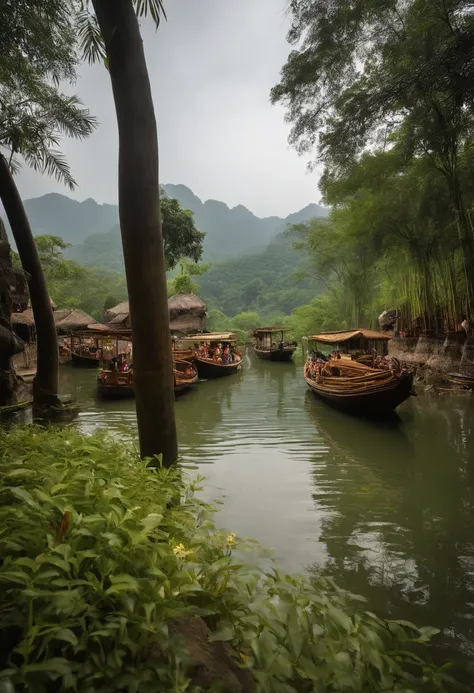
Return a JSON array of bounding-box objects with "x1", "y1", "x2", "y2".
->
[{"x1": 0, "y1": 427, "x2": 464, "y2": 692}]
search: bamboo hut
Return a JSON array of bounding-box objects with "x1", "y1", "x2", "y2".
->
[
  {"x1": 104, "y1": 301, "x2": 130, "y2": 328},
  {"x1": 105, "y1": 294, "x2": 208, "y2": 335},
  {"x1": 54, "y1": 309, "x2": 102, "y2": 334},
  {"x1": 168, "y1": 293, "x2": 207, "y2": 334}
]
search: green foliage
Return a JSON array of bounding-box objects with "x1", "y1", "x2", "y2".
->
[
  {"x1": 29, "y1": 235, "x2": 127, "y2": 319},
  {"x1": 0, "y1": 426, "x2": 463, "y2": 692},
  {"x1": 273, "y1": 0, "x2": 474, "y2": 323},
  {"x1": 167, "y1": 260, "x2": 210, "y2": 297},
  {"x1": 160, "y1": 194, "x2": 205, "y2": 271},
  {"x1": 287, "y1": 294, "x2": 348, "y2": 343},
  {"x1": 230, "y1": 311, "x2": 262, "y2": 332},
  {"x1": 198, "y1": 235, "x2": 323, "y2": 318}
]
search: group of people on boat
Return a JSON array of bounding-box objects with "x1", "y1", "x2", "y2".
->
[
  {"x1": 108, "y1": 354, "x2": 132, "y2": 373},
  {"x1": 194, "y1": 342, "x2": 240, "y2": 364}
]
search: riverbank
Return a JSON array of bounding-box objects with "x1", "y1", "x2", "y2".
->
[
  {"x1": 0, "y1": 425, "x2": 461, "y2": 691},
  {"x1": 390, "y1": 332, "x2": 474, "y2": 387}
]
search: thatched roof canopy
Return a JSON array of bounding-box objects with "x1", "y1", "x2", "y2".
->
[
  {"x1": 106, "y1": 300, "x2": 129, "y2": 317},
  {"x1": 105, "y1": 294, "x2": 207, "y2": 334},
  {"x1": 308, "y1": 329, "x2": 391, "y2": 344},
  {"x1": 54, "y1": 309, "x2": 102, "y2": 332},
  {"x1": 168, "y1": 293, "x2": 207, "y2": 318}
]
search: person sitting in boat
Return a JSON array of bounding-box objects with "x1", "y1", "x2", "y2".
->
[
  {"x1": 213, "y1": 344, "x2": 222, "y2": 361},
  {"x1": 221, "y1": 345, "x2": 230, "y2": 364}
]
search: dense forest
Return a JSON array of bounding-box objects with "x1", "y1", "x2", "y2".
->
[{"x1": 271, "y1": 0, "x2": 474, "y2": 336}]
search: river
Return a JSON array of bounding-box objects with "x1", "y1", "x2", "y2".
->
[{"x1": 59, "y1": 348, "x2": 474, "y2": 668}]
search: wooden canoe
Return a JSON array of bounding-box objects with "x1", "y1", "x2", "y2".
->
[
  {"x1": 97, "y1": 360, "x2": 198, "y2": 399},
  {"x1": 254, "y1": 345, "x2": 296, "y2": 362},
  {"x1": 304, "y1": 360, "x2": 415, "y2": 416},
  {"x1": 71, "y1": 351, "x2": 102, "y2": 368},
  {"x1": 195, "y1": 354, "x2": 242, "y2": 379}
]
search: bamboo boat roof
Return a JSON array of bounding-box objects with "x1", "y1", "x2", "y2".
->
[
  {"x1": 308, "y1": 328, "x2": 391, "y2": 344},
  {"x1": 254, "y1": 327, "x2": 288, "y2": 334},
  {"x1": 185, "y1": 332, "x2": 236, "y2": 342}
]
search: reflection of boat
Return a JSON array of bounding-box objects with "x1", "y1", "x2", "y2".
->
[
  {"x1": 183, "y1": 333, "x2": 242, "y2": 379},
  {"x1": 305, "y1": 392, "x2": 414, "y2": 464},
  {"x1": 304, "y1": 359, "x2": 415, "y2": 416},
  {"x1": 254, "y1": 328, "x2": 297, "y2": 362},
  {"x1": 97, "y1": 360, "x2": 198, "y2": 399}
]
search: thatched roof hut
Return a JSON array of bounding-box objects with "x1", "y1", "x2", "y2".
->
[
  {"x1": 104, "y1": 294, "x2": 208, "y2": 334},
  {"x1": 54, "y1": 309, "x2": 102, "y2": 333},
  {"x1": 168, "y1": 293, "x2": 207, "y2": 334},
  {"x1": 104, "y1": 300, "x2": 130, "y2": 328}
]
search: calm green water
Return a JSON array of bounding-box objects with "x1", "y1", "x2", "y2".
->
[{"x1": 59, "y1": 349, "x2": 474, "y2": 666}]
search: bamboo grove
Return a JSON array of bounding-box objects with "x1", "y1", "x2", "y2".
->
[{"x1": 273, "y1": 0, "x2": 474, "y2": 334}]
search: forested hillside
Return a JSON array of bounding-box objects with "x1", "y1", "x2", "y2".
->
[
  {"x1": 198, "y1": 232, "x2": 324, "y2": 317},
  {"x1": 5, "y1": 186, "x2": 328, "y2": 265}
]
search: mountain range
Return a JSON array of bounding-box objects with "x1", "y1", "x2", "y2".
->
[{"x1": 15, "y1": 185, "x2": 328, "y2": 269}]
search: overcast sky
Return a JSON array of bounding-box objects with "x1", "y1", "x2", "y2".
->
[{"x1": 16, "y1": 0, "x2": 322, "y2": 218}]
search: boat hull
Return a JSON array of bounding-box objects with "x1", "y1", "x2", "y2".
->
[
  {"x1": 305, "y1": 370, "x2": 415, "y2": 416},
  {"x1": 97, "y1": 384, "x2": 135, "y2": 399},
  {"x1": 71, "y1": 352, "x2": 101, "y2": 368},
  {"x1": 254, "y1": 347, "x2": 295, "y2": 362},
  {"x1": 97, "y1": 375, "x2": 198, "y2": 399},
  {"x1": 195, "y1": 358, "x2": 241, "y2": 379}
]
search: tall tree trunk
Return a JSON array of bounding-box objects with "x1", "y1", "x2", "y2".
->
[
  {"x1": 0, "y1": 155, "x2": 59, "y2": 408},
  {"x1": 92, "y1": 0, "x2": 178, "y2": 464},
  {"x1": 0, "y1": 219, "x2": 25, "y2": 407}
]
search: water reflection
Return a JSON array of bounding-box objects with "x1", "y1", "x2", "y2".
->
[
  {"x1": 58, "y1": 354, "x2": 474, "y2": 667},
  {"x1": 307, "y1": 391, "x2": 474, "y2": 665}
]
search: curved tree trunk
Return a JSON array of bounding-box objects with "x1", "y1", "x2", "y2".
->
[
  {"x1": 0, "y1": 155, "x2": 59, "y2": 408},
  {"x1": 92, "y1": 0, "x2": 178, "y2": 464}
]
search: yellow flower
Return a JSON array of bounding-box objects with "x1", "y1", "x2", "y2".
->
[
  {"x1": 226, "y1": 532, "x2": 237, "y2": 548},
  {"x1": 172, "y1": 543, "x2": 189, "y2": 559}
]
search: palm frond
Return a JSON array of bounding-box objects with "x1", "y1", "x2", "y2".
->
[
  {"x1": 24, "y1": 149, "x2": 77, "y2": 190},
  {"x1": 77, "y1": 10, "x2": 106, "y2": 64},
  {"x1": 134, "y1": 0, "x2": 167, "y2": 25},
  {"x1": 48, "y1": 93, "x2": 98, "y2": 139}
]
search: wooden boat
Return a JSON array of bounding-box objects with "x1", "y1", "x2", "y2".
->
[
  {"x1": 184, "y1": 333, "x2": 243, "y2": 379},
  {"x1": 307, "y1": 328, "x2": 390, "y2": 361},
  {"x1": 173, "y1": 359, "x2": 199, "y2": 395},
  {"x1": 254, "y1": 328, "x2": 297, "y2": 362},
  {"x1": 97, "y1": 360, "x2": 198, "y2": 399},
  {"x1": 304, "y1": 358, "x2": 415, "y2": 416},
  {"x1": 71, "y1": 329, "x2": 133, "y2": 368},
  {"x1": 71, "y1": 349, "x2": 103, "y2": 368},
  {"x1": 97, "y1": 370, "x2": 134, "y2": 398}
]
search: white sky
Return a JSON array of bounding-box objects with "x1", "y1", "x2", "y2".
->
[{"x1": 16, "y1": 0, "x2": 323, "y2": 218}]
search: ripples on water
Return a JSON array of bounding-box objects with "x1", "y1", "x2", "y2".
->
[{"x1": 59, "y1": 348, "x2": 474, "y2": 667}]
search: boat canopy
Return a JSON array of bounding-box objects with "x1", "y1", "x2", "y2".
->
[
  {"x1": 254, "y1": 327, "x2": 288, "y2": 334},
  {"x1": 308, "y1": 329, "x2": 391, "y2": 344},
  {"x1": 185, "y1": 332, "x2": 236, "y2": 342}
]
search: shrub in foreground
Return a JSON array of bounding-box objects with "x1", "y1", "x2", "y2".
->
[{"x1": 0, "y1": 427, "x2": 464, "y2": 692}]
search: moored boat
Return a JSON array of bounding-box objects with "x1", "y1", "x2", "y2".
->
[
  {"x1": 304, "y1": 357, "x2": 415, "y2": 416},
  {"x1": 184, "y1": 333, "x2": 242, "y2": 378},
  {"x1": 254, "y1": 328, "x2": 297, "y2": 362},
  {"x1": 173, "y1": 359, "x2": 199, "y2": 395},
  {"x1": 97, "y1": 359, "x2": 198, "y2": 399}
]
